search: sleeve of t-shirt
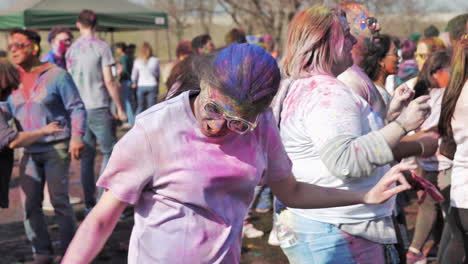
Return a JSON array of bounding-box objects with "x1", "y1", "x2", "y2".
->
[
  {"x1": 0, "y1": 109, "x2": 17, "y2": 149},
  {"x1": 263, "y1": 109, "x2": 293, "y2": 184},
  {"x1": 101, "y1": 43, "x2": 115, "y2": 68},
  {"x1": 96, "y1": 122, "x2": 155, "y2": 205},
  {"x1": 303, "y1": 86, "x2": 393, "y2": 179}
]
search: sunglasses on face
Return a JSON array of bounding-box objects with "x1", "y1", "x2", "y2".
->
[{"x1": 8, "y1": 42, "x2": 32, "y2": 51}]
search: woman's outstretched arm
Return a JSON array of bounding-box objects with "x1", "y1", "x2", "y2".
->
[
  {"x1": 270, "y1": 162, "x2": 413, "y2": 209},
  {"x1": 61, "y1": 190, "x2": 127, "y2": 264}
]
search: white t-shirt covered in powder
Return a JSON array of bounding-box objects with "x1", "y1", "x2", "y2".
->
[
  {"x1": 279, "y1": 73, "x2": 394, "y2": 224},
  {"x1": 97, "y1": 91, "x2": 292, "y2": 263}
]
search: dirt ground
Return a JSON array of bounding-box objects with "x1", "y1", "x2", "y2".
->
[{"x1": 0, "y1": 128, "x2": 438, "y2": 264}]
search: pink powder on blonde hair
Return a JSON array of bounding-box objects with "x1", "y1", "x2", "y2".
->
[{"x1": 282, "y1": 5, "x2": 346, "y2": 78}]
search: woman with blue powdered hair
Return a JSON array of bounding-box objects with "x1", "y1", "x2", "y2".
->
[{"x1": 62, "y1": 43, "x2": 413, "y2": 264}]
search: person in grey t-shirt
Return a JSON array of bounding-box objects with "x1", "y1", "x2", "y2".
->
[{"x1": 66, "y1": 9, "x2": 127, "y2": 211}]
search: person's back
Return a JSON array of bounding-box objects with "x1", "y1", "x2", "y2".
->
[
  {"x1": 65, "y1": 9, "x2": 127, "y2": 212},
  {"x1": 133, "y1": 56, "x2": 159, "y2": 87},
  {"x1": 67, "y1": 36, "x2": 114, "y2": 110}
]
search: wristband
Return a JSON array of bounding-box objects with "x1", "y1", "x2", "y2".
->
[
  {"x1": 394, "y1": 120, "x2": 408, "y2": 134},
  {"x1": 418, "y1": 141, "x2": 425, "y2": 156}
]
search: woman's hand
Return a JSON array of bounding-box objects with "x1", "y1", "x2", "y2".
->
[
  {"x1": 40, "y1": 121, "x2": 64, "y2": 135},
  {"x1": 362, "y1": 162, "x2": 415, "y2": 204},
  {"x1": 395, "y1": 95, "x2": 431, "y2": 132},
  {"x1": 386, "y1": 85, "x2": 415, "y2": 122}
]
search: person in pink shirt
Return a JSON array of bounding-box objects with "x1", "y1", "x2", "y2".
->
[{"x1": 62, "y1": 44, "x2": 414, "y2": 264}]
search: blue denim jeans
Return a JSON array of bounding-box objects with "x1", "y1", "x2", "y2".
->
[
  {"x1": 81, "y1": 108, "x2": 116, "y2": 208},
  {"x1": 277, "y1": 210, "x2": 385, "y2": 264},
  {"x1": 20, "y1": 147, "x2": 77, "y2": 255},
  {"x1": 121, "y1": 80, "x2": 135, "y2": 125},
  {"x1": 136, "y1": 85, "x2": 158, "y2": 115},
  {"x1": 255, "y1": 185, "x2": 272, "y2": 210}
]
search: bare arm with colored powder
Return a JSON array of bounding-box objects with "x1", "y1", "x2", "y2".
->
[
  {"x1": 102, "y1": 66, "x2": 127, "y2": 122},
  {"x1": 270, "y1": 162, "x2": 413, "y2": 209},
  {"x1": 61, "y1": 190, "x2": 127, "y2": 264}
]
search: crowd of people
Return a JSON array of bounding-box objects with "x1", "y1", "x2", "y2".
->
[{"x1": 0, "y1": 2, "x2": 467, "y2": 264}]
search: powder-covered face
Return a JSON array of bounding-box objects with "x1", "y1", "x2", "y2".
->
[
  {"x1": 381, "y1": 42, "x2": 399, "y2": 75},
  {"x1": 202, "y1": 40, "x2": 216, "y2": 54},
  {"x1": 342, "y1": 3, "x2": 380, "y2": 59},
  {"x1": 433, "y1": 67, "x2": 451, "y2": 88},
  {"x1": 195, "y1": 82, "x2": 260, "y2": 138},
  {"x1": 332, "y1": 15, "x2": 357, "y2": 75},
  {"x1": 9, "y1": 33, "x2": 36, "y2": 66},
  {"x1": 415, "y1": 42, "x2": 430, "y2": 71},
  {"x1": 52, "y1": 32, "x2": 72, "y2": 55}
]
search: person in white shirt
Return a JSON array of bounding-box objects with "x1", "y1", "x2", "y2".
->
[
  {"x1": 438, "y1": 35, "x2": 468, "y2": 264},
  {"x1": 131, "y1": 42, "x2": 160, "y2": 115},
  {"x1": 273, "y1": 5, "x2": 438, "y2": 263}
]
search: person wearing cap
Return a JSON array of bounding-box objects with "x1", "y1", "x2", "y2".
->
[
  {"x1": 62, "y1": 43, "x2": 413, "y2": 264},
  {"x1": 41, "y1": 26, "x2": 73, "y2": 70}
]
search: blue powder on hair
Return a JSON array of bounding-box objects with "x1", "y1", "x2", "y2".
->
[{"x1": 213, "y1": 43, "x2": 281, "y2": 102}]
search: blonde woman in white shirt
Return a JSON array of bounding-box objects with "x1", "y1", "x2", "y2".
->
[{"x1": 131, "y1": 42, "x2": 160, "y2": 115}]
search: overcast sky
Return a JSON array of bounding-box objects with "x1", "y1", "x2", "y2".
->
[{"x1": 1, "y1": 0, "x2": 467, "y2": 13}]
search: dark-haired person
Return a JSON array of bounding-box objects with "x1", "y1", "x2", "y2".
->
[
  {"x1": 362, "y1": 34, "x2": 400, "y2": 108},
  {"x1": 66, "y1": 9, "x2": 127, "y2": 213},
  {"x1": 127, "y1": 43, "x2": 136, "y2": 59},
  {"x1": 0, "y1": 59, "x2": 64, "y2": 210},
  {"x1": 191, "y1": 34, "x2": 216, "y2": 55},
  {"x1": 41, "y1": 26, "x2": 73, "y2": 70},
  {"x1": 41, "y1": 25, "x2": 80, "y2": 211},
  {"x1": 402, "y1": 50, "x2": 452, "y2": 263},
  {"x1": 62, "y1": 43, "x2": 414, "y2": 264},
  {"x1": 165, "y1": 55, "x2": 198, "y2": 100},
  {"x1": 225, "y1": 28, "x2": 247, "y2": 45},
  {"x1": 438, "y1": 35, "x2": 468, "y2": 264},
  {"x1": 115, "y1": 42, "x2": 135, "y2": 126},
  {"x1": 424, "y1": 25, "x2": 440, "y2": 38},
  {"x1": 396, "y1": 39, "x2": 418, "y2": 87},
  {"x1": 4, "y1": 28, "x2": 86, "y2": 263}
]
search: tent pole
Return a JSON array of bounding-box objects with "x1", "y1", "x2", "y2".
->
[
  {"x1": 110, "y1": 30, "x2": 115, "y2": 47},
  {"x1": 165, "y1": 28, "x2": 172, "y2": 62}
]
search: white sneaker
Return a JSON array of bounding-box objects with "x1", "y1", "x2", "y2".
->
[
  {"x1": 121, "y1": 123, "x2": 133, "y2": 129},
  {"x1": 69, "y1": 195, "x2": 82, "y2": 205},
  {"x1": 42, "y1": 196, "x2": 82, "y2": 211},
  {"x1": 242, "y1": 223, "x2": 264, "y2": 238},
  {"x1": 42, "y1": 199, "x2": 54, "y2": 211},
  {"x1": 268, "y1": 227, "x2": 280, "y2": 246}
]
